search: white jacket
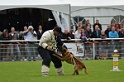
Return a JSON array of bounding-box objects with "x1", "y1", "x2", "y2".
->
[{"x1": 39, "y1": 30, "x2": 57, "y2": 51}]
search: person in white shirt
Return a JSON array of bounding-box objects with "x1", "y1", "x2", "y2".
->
[
  {"x1": 23, "y1": 25, "x2": 37, "y2": 61},
  {"x1": 74, "y1": 26, "x2": 82, "y2": 42},
  {"x1": 38, "y1": 26, "x2": 65, "y2": 76}
]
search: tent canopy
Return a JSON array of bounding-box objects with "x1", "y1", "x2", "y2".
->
[
  {"x1": 71, "y1": 5, "x2": 124, "y2": 12},
  {"x1": 0, "y1": 4, "x2": 70, "y2": 14}
]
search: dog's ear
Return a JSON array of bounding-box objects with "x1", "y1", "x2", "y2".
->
[{"x1": 63, "y1": 45, "x2": 67, "y2": 49}]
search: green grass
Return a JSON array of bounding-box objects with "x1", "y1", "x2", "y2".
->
[{"x1": 0, "y1": 59, "x2": 124, "y2": 82}]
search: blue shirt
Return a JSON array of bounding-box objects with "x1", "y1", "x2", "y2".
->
[
  {"x1": 109, "y1": 31, "x2": 119, "y2": 38},
  {"x1": 24, "y1": 31, "x2": 37, "y2": 41}
]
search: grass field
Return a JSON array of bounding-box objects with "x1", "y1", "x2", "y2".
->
[{"x1": 0, "y1": 59, "x2": 124, "y2": 82}]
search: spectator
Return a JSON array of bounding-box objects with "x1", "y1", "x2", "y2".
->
[
  {"x1": 23, "y1": 26, "x2": 28, "y2": 40},
  {"x1": 85, "y1": 26, "x2": 92, "y2": 38},
  {"x1": 61, "y1": 29, "x2": 72, "y2": 40},
  {"x1": 37, "y1": 25, "x2": 44, "y2": 40},
  {"x1": 93, "y1": 20, "x2": 102, "y2": 31},
  {"x1": 80, "y1": 29, "x2": 87, "y2": 42},
  {"x1": 18, "y1": 31, "x2": 24, "y2": 40},
  {"x1": 109, "y1": 26, "x2": 119, "y2": 38},
  {"x1": 9, "y1": 27, "x2": 22, "y2": 61},
  {"x1": 108, "y1": 26, "x2": 119, "y2": 57},
  {"x1": 0, "y1": 29, "x2": 12, "y2": 61},
  {"x1": 77, "y1": 21, "x2": 84, "y2": 29},
  {"x1": 114, "y1": 23, "x2": 122, "y2": 31},
  {"x1": 23, "y1": 25, "x2": 37, "y2": 61},
  {"x1": 105, "y1": 25, "x2": 111, "y2": 38},
  {"x1": 117, "y1": 28, "x2": 124, "y2": 38},
  {"x1": 99, "y1": 31, "x2": 108, "y2": 59},
  {"x1": 91, "y1": 25, "x2": 101, "y2": 56},
  {"x1": 100, "y1": 31, "x2": 107, "y2": 39},
  {"x1": 84, "y1": 20, "x2": 91, "y2": 30},
  {"x1": 91, "y1": 25, "x2": 101, "y2": 38},
  {"x1": 69, "y1": 30, "x2": 74, "y2": 39},
  {"x1": 74, "y1": 26, "x2": 82, "y2": 42}
]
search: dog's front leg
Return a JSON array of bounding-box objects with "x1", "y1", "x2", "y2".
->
[{"x1": 53, "y1": 54, "x2": 65, "y2": 61}]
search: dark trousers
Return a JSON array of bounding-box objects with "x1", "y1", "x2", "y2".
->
[{"x1": 38, "y1": 46, "x2": 62, "y2": 68}]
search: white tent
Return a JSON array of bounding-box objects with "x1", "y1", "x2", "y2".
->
[
  {"x1": 71, "y1": 5, "x2": 124, "y2": 31},
  {"x1": 0, "y1": 4, "x2": 71, "y2": 32}
]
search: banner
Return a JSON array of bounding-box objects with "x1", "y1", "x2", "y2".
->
[{"x1": 64, "y1": 43, "x2": 84, "y2": 56}]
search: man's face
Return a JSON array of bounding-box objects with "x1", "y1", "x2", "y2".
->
[{"x1": 54, "y1": 31, "x2": 60, "y2": 36}]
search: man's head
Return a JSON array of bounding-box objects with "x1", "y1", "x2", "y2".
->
[
  {"x1": 28, "y1": 26, "x2": 34, "y2": 31},
  {"x1": 53, "y1": 26, "x2": 62, "y2": 36},
  {"x1": 11, "y1": 27, "x2": 15, "y2": 32},
  {"x1": 38, "y1": 25, "x2": 42, "y2": 30},
  {"x1": 3, "y1": 29, "x2": 8, "y2": 34},
  {"x1": 96, "y1": 20, "x2": 99, "y2": 24}
]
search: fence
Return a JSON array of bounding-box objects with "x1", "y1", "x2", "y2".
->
[{"x1": 0, "y1": 38, "x2": 124, "y2": 61}]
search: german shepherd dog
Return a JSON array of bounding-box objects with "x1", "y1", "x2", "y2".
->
[{"x1": 53, "y1": 46, "x2": 88, "y2": 75}]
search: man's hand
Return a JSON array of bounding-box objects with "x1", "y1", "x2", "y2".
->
[{"x1": 47, "y1": 46, "x2": 53, "y2": 51}]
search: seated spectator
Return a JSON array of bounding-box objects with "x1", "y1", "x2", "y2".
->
[
  {"x1": 108, "y1": 26, "x2": 119, "y2": 57},
  {"x1": 91, "y1": 25, "x2": 101, "y2": 38},
  {"x1": 80, "y1": 29, "x2": 87, "y2": 42},
  {"x1": 61, "y1": 29, "x2": 71, "y2": 40},
  {"x1": 117, "y1": 28, "x2": 124, "y2": 38},
  {"x1": 69, "y1": 30, "x2": 74, "y2": 39},
  {"x1": 85, "y1": 26, "x2": 92, "y2": 39},
  {"x1": 109, "y1": 26, "x2": 119, "y2": 38},
  {"x1": 105, "y1": 25, "x2": 111, "y2": 38},
  {"x1": 74, "y1": 26, "x2": 82, "y2": 42},
  {"x1": 100, "y1": 31, "x2": 107, "y2": 39},
  {"x1": 77, "y1": 21, "x2": 84, "y2": 29},
  {"x1": 114, "y1": 23, "x2": 122, "y2": 31}
]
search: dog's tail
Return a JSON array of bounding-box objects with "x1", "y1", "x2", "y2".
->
[{"x1": 84, "y1": 66, "x2": 88, "y2": 74}]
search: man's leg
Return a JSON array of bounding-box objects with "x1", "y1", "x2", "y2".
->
[
  {"x1": 50, "y1": 52, "x2": 64, "y2": 76},
  {"x1": 16, "y1": 45, "x2": 22, "y2": 60},
  {"x1": 38, "y1": 46, "x2": 51, "y2": 76}
]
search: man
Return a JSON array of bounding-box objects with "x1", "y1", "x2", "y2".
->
[
  {"x1": 23, "y1": 25, "x2": 37, "y2": 61},
  {"x1": 105, "y1": 25, "x2": 111, "y2": 38},
  {"x1": 93, "y1": 20, "x2": 102, "y2": 31},
  {"x1": 91, "y1": 25, "x2": 101, "y2": 38},
  {"x1": 109, "y1": 26, "x2": 119, "y2": 38},
  {"x1": 37, "y1": 25, "x2": 44, "y2": 40},
  {"x1": 38, "y1": 26, "x2": 64, "y2": 76},
  {"x1": 9, "y1": 27, "x2": 22, "y2": 61},
  {"x1": 108, "y1": 26, "x2": 119, "y2": 57},
  {"x1": 0, "y1": 29, "x2": 12, "y2": 61}
]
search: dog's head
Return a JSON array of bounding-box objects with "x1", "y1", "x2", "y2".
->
[
  {"x1": 61, "y1": 46, "x2": 70, "y2": 55},
  {"x1": 57, "y1": 45, "x2": 69, "y2": 55}
]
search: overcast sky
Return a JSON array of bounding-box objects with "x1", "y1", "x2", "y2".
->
[{"x1": 0, "y1": 0, "x2": 124, "y2": 6}]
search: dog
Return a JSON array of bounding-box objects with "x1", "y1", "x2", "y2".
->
[{"x1": 53, "y1": 46, "x2": 88, "y2": 75}]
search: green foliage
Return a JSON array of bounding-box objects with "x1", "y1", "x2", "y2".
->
[{"x1": 0, "y1": 60, "x2": 124, "y2": 82}]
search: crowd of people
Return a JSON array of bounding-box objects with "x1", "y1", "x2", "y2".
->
[
  {"x1": 0, "y1": 19, "x2": 124, "y2": 61},
  {"x1": 0, "y1": 25, "x2": 43, "y2": 61}
]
